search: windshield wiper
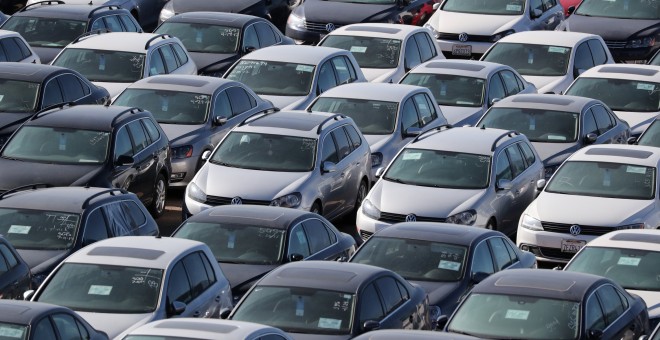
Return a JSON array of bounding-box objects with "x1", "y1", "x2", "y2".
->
[{"x1": 384, "y1": 177, "x2": 411, "y2": 185}]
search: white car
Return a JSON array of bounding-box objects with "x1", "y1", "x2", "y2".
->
[
  {"x1": 481, "y1": 31, "x2": 614, "y2": 94},
  {"x1": 399, "y1": 59, "x2": 536, "y2": 125},
  {"x1": 123, "y1": 319, "x2": 293, "y2": 340},
  {"x1": 563, "y1": 229, "x2": 660, "y2": 330},
  {"x1": 424, "y1": 0, "x2": 565, "y2": 59},
  {"x1": 318, "y1": 23, "x2": 444, "y2": 83},
  {"x1": 564, "y1": 64, "x2": 660, "y2": 136},
  {"x1": 0, "y1": 29, "x2": 40, "y2": 63},
  {"x1": 518, "y1": 145, "x2": 660, "y2": 264},
  {"x1": 51, "y1": 32, "x2": 197, "y2": 97}
]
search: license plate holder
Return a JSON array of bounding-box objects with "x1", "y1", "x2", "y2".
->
[
  {"x1": 561, "y1": 239, "x2": 586, "y2": 253},
  {"x1": 452, "y1": 44, "x2": 472, "y2": 57}
]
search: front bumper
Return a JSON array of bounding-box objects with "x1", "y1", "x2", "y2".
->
[
  {"x1": 356, "y1": 209, "x2": 393, "y2": 240},
  {"x1": 606, "y1": 44, "x2": 659, "y2": 62},
  {"x1": 516, "y1": 225, "x2": 597, "y2": 263},
  {"x1": 170, "y1": 157, "x2": 198, "y2": 187},
  {"x1": 285, "y1": 23, "x2": 324, "y2": 44}
]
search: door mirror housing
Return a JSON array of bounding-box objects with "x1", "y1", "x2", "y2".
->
[
  {"x1": 627, "y1": 136, "x2": 638, "y2": 145},
  {"x1": 115, "y1": 155, "x2": 134, "y2": 166},
  {"x1": 23, "y1": 290, "x2": 35, "y2": 301},
  {"x1": 433, "y1": 2, "x2": 440, "y2": 10},
  {"x1": 288, "y1": 253, "x2": 304, "y2": 262},
  {"x1": 574, "y1": 67, "x2": 587, "y2": 79},
  {"x1": 471, "y1": 271, "x2": 489, "y2": 284},
  {"x1": 169, "y1": 301, "x2": 186, "y2": 316},
  {"x1": 584, "y1": 133, "x2": 597, "y2": 144},
  {"x1": 243, "y1": 45, "x2": 257, "y2": 54},
  {"x1": 202, "y1": 150, "x2": 212, "y2": 161},
  {"x1": 489, "y1": 98, "x2": 500, "y2": 106},
  {"x1": 403, "y1": 126, "x2": 422, "y2": 137},
  {"x1": 375, "y1": 167, "x2": 385, "y2": 178},
  {"x1": 362, "y1": 320, "x2": 380, "y2": 332},
  {"x1": 219, "y1": 308, "x2": 232, "y2": 319},
  {"x1": 213, "y1": 116, "x2": 228, "y2": 126},
  {"x1": 588, "y1": 329, "x2": 603, "y2": 340},
  {"x1": 497, "y1": 179, "x2": 512, "y2": 191},
  {"x1": 322, "y1": 161, "x2": 337, "y2": 173},
  {"x1": 536, "y1": 179, "x2": 546, "y2": 190},
  {"x1": 567, "y1": 5, "x2": 575, "y2": 15},
  {"x1": 435, "y1": 315, "x2": 449, "y2": 330}
]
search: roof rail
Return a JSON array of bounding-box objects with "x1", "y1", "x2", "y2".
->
[
  {"x1": 88, "y1": 5, "x2": 122, "y2": 18},
  {"x1": 144, "y1": 34, "x2": 171, "y2": 49},
  {"x1": 82, "y1": 188, "x2": 127, "y2": 209},
  {"x1": 71, "y1": 28, "x2": 112, "y2": 44},
  {"x1": 110, "y1": 107, "x2": 144, "y2": 125},
  {"x1": 238, "y1": 107, "x2": 279, "y2": 127},
  {"x1": 411, "y1": 124, "x2": 453, "y2": 143},
  {"x1": 317, "y1": 114, "x2": 345, "y2": 134},
  {"x1": 32, "y1": 102, "x2": 76, "y2": 120},
  {"x1": 0, "y1": 184, "x2": 51, "y2": 200},
  {"x1": 19, "y1": 0, "x2": 64, "y2": 12},
  {"x1": 490, "y1": 130, "x2": 520, "y2": 151}
]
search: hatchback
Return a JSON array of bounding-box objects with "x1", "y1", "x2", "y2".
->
[{"x1": 0, "y1": 29, "x2": 40, "y2": 63}]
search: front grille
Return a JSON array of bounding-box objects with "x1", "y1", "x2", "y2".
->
[
  {"x1": 304, "y1": 21, "x2": 343, "y2": 33},
  {"x1": 541, "y1": 221, "x2": 615, "y2": 236},
  {"x1": 360, "y1": 230, "x2": 373, "y2": 241},
  {"x1": 538, "y1": 247, "x2": 576, "y2": 261},
  {"x1": 378, "y1": 212, "x2": 446, "y2": 224},
  {"x1": 605, "y1": 40, "x2": 627, "y2": 49},
  {"x1": 205, "y1": 195, "x2": 271, "y2": 206},
  {"x1": 437, "y1": 32, "x2": 491, "y2": 42}
]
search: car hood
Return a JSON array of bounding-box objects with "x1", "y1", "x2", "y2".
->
[
  {"x1": 435, "y1": 11, "x2": 519, "y2": 35},
  {"x1": 439, "y1": 105, "x2": 483, "y2": 126},
  {"x1": 32, "y1": 46, "x2": 62, "y2": 64},
  {"x1": 160, "y1": 123, "x2": 205, "y2": 146},
  {"x1": 361, "y1": 68, "x2": 397, "y2": 83},
  {"x1": 78, "y1": 312, "x2": 154, "y2": 339},
  {"x1": 302, "y1": 1, "x2": 394, "y2": 24},
  {"x1": 629, "y1": 290, "x2": 660, "y2": 320},
  {"x1": 94, "y1": 82, "x2": 130, "y2": 98},
  {"x1": 189, "y1": 52, "x2": 238, "y2": 73},
  {"x1": 530, "y1": 141, "x2": 579, "y2": 167},
  {"x1": 364, "y1": 134, "x2": 391, "y2": 152},
  {"x1": 171, "y1": 0, "x2": 262, "y2": 13},
  {"x1": 0, "y1": 160, "x2": 103, "y2": 190},
  {"x1": 410, "y1": 280, "x2": 461, "y2": 307},
  {"x1": 17, "y1": 249, "x2": 69, "y2": 273},
  {"x1": 614, "y1": 110, "x2": 657, "y2": 135},
  {"x1": 219, "y1": 263, "x2": 278, "y2": 290},
  {"x1": 523, "y1": 75, "x2": 567, "y2": 94},
  {"x1": 260, "y1": 95, "x2": 307, "y2": 110},
  {"x1": 0, "y1": 112, "x2": 32, "y2": 134},
  {"x1": 566, "y1": 15, "x2": 660, "y2": 40}
]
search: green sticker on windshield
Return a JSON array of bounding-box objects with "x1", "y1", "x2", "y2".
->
[
  {"x1": 318, "y1": 318, "x2": 342, "y2": 329},
  {"x1": 626, "y1": 166, "x2": 646, "y2": 174},
  {"x1": 617, "y1": 257, "x2": 641, "y2": 266},
  {"x1": 548, "y1": 46, "x2": 568, "y2": 53},
  {"x1": 402, "y1": 152, "x2": 421, "y2": 160},
  {"x1": 637, "y1": 83, "x2": 655, "y2": 91},
  {"x1": 350, "y1": 46, "x2": 367, "y2": 53},
  {"x1": 505, "y1": 309, "x2": 530, "y2": 320},
  {"x1": 296, "y1": 65, "x2": 314, "y2": 72},
  {"x1": 88, "y1": 285, "x2": 112, "y2": 296},
  {"x1": 0, "y1": 327, "x2": 24, "y2": 338},
  {"x1": 438, "y1": 260, "x2": 461, "y2": 271},
  {"x1": 0, "y1": 95, "x2": 4, "y2": 102},
  {"x1": 506, "y1": 4, "x2": 522, "y2": 11},
  {"x1": 8, "y1": 225, "x2": 30, "y2": 234}
]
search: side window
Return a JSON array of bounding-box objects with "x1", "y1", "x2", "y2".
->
[
  {"x1": 2, "y1": 37, "x2": 24, "y2": 61},
  {"x1": 588, "y1": 39, "x2": 608, "y2": 65},
  {"x1": 183, "y1": 252, "x2": 212, "y2": 299},
  {"x1": 414, "y1": 33, "x2": 434, "y2": 62},
  {"x1": 104, "y1": 15, "x2": 124, "y2": 32},
  {"x1": 495, "y1": 151, "x2": 513, "y2": 181},
  {"x1": 519, "y1": 142, "x2": 536, "y2": 166},
  {"x1": 74, "y1": 319, "x2": 89, "y2": 340},
  {"x1": 226, "y1": 87, "x2": 255, "y2": 115},
  {"x1": 160, "y1": 45, "x2": 179, "y2": 72},
  {"x1": 58, "y1": 74, "x2": 87, "y2": 101},
  {"x1": 321, "y1": 134, "x2": 339, "y2": 164},
  {"x1": 167, "y1": 261, "x2": 192, "y2": 303},
  {"x1": 574, "y1": 42, "x2": 595, "y2": 77},
  {"x1": 83, "y1": 208, "x2": 109, "y2": 244},
  {"x1": 413, "y1": 93, "x2": 434, "y2": 126},
  {"x1": 149, "y1": 50, "x2": 166, "y2": 76},
  {"x1": 360, "y1": 283, "x2": 385, "y2": 322},
  {"x1": 586, "y1": 294, "x2": 606, "y2": 331},
  {"x1": 52, "y1": 314, "x2": 83, "y2": 340},
  {"x1": 591, "y1": 105, "x2": 614, "y2": 134},
  {"x1": 288, "y1": 223, "x2": 310, "y2": 257},
  {"x1": 90, "y1": 18, "x2": 106, "y2": 31},
  {"x1": 213, "y1": 91, "x2": 233, "y2": 119},
  {"x1": 376, "y1": 277, "x2": 404, "y2": 313},
  {"x1": 42, "y1": 78, "x2": 64, "y2": 108},
  {"x1": 142, "y1": 119, "x2": 160, "y2": 142},
  {"x1": 488, "y1": 237, "x2": 514, "y2": 271},
  {"x1": 500, "y1": 70, "x2": 521, "y2": 96},
  {"x1": 15, "y1": 38, "x2": 32, "y2": 59},
  {"x1": 200, "y1": 252, "x2": 217, "y2": 284},
  {"x1": 401, "y1": 98, "x2": 420, "y2": 130},
  {"x1": 331, "y1": 56, "x2": 353, "y2": 85},
  {"x1": 404, "y1": 37, "x2": 421, "y2": 70},
  {"x1": 103, "y1": 200, "x2": 147, "y2": 236},
  {"x1": 542, "y1": 0, "x2": 556, "y2": 10},
  {"x1": 530, "y1": 0, "x2": 544, "y2": 13},
  {"x1": 317, "y1": 61, "x2": 338, "y2": 94},
  {"x1": 33, "y1": 318, "x2": 58, "y2": 340},
  {"x1": 0, "y1": 244, "x2": 18, "y2": 268},
  {"x1": 114, "y1": 127, "x2": 134, "y2": 159},
  {"x1": 506, "y1": 144, "x2": 526, "y2": 178},
  {"x1": 502, "y1": 238, "x2": 519, "y2": 263},
  {"x1": 597, "y1": 285, "x2": 626, "y2": 326},
  {"x1": 0, "y1": 40, "x2": 6, "y2": 62},
  {"x1": 127, "y1": 121, "x2": 149, "y2": 153},
  {"x1": 583, "y1": 110, "x2": 599, "y2": 136},
  {"x1": 120, "y1": 15, "x2": 140, "y2": 32},
  {"x1": 123, "y1": 200, "x2": 147, "y2": 230},
  {"x1": 0, "y1": 249, "x2": 8, "y2": 273},
  {"x1": 332, "y1": 128, "x2": 351, "y2": 161},
  {"x1": 302, "y1": 219, "x2": 332, "y2": 253},
  {"x1": 172, "y1": 43, "x2": 189, "y2": 65},
  {"x1": 396, "y1": 280, "x2": 409, "y2": 300},
  {"x1": 471, "y1": 241, "x2": 495, "y2": 275},
  {"x1": 255, "y1": 22, "x2": 277, "y2": 47},
  {"x1": 343, "y1": 56, "x2": 357, "y2": 80},
  {"x1": 344, "y1": 125, "x2": 362, "y2": 150},
  {"x1": 488, "y1": 74, "x2": 506, "y2": 105},
  {"x1": 243, "y1": 25, "x2": 259, "y2": 49}
]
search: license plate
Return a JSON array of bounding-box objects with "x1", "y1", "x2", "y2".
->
[
  {"x1": 561, "y1": 239, "x2": 586, "y2": 253},
  {"x1": 452, "y1": 44, "x2": 472, "y2": 56}
]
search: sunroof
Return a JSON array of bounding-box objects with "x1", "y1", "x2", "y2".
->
[
  {"x1": 511, "y1": 95, "x2": 574, "y2": 106},
  {"x1": 610, "y1": 232, "x2": 660, "y2": 245},
  {"x1": 425, "y1": 62, "x2": 486, "y2": 72},
  {"x1": 495, "y1": 276, "x2": 576, "y2": 292},
  {"x1": 147, "y1": 77, "x2": 208, "y2": 87},
  {"x1": 154, "y1": 321, "x2": 237, "y2": 334},
  {"x1": 344, "y1": 26, "x2": 401, "y2": 34},
  {"x1": 598, "y1": 66, "x2": 658, "y2": 77},
  {"x1": 88, "y1": 246, "x2": 165, "y2": 260},
  {"x1": 584, "y1": 148, "x2": 653, "y2": 159},
  {"x1": 278, "y1": 268, "x2": 356, "y2": 283}
]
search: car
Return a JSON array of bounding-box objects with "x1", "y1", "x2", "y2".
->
[
  {"x1": 112, "y1": 75, "x2": 275, "y2": 187},
  {"x1": 0, "y1": 104, "x2": 172, "y2": 217},
  {"x1": 0, "y1": 10, "x2": 6, "y2": 23},
  {"x1": 307, "y1": 82, "x2": 448, "y2": 179},
  {"x1": 480, "y1": 31, "x2": 614, "y2": 94},
  {"x1": 318, "y1": 23, "x2": 444, "y2": 83},
  {"x1": 172, "y1": 205, "x2": 356, "y2": 302},
  {"x1": 356, "y1": 126, "x2": 544, "y2": 239},
  {"x1": 352, "y1": 329, "x2": 481, "y2": 340},
  {"x1": 556, "y1": 0, "x2": 660, "y2": 62},
  {"x1": 476, "y1": 94, "x2": 630, "y2": 179},
  {"x1": 443, "y1": 269, "x2": 649, "y2": 340},
  {"x1": 0, "y1": 300, "x2": 109, "y2": 340},
  {"x1": 399, "y1": 60, "x2": 536, "y2": 126},
  {"x1": 0, "y1": 2, "x2": 142, "y2": 63},
  {"x1": 0, "y1": 235, "x2": 31, "y2": 299},
  {"x1": 633, "y1": 115, "x2": 660, "y2": 148},
  {"x1": 183, "y1": 110, "x2": 372, "y2": 222},
  {"x1": 30, "y1": 236, "x2": 233, "y2": 339},
  {"x1": 155, "y1": 12, "x2": 294, "y2": 77},
  {"x1": 0, "y1": 29, "x2": 40, "y2": 63},
  {"x1": 229, "y1": 261, "x2": 431, "y2": 337},
  {"x1": 224, "y1": 45, "x2": 366, "y2": 110},
  {"x1": 0, "y1": 63, "x2": 110, "y2": 148},
  {"x1": 518, "y1": 145, "x2": 660, "y2": 264},
  {"x1": 122, "y1": 319, "x2": 293, "y2": 340},
  {"x1": 0, "y1": 185, "x2": 159, "y2": 287},
  {"x1": 564, "y1": 230, "x2": 660, "y2": 331},
  {"x1": 563, "y1": 64, "x2": 660, "y2": 137},
  {"x1": 424, "y1": 0, "x2": 565, "y2": 59},
  {"x1": 51, "y1": 31, "x2": 197, "y2": 97},
  {"x1": 349, "y1": 222, "x2": 536, "y2": 324}
]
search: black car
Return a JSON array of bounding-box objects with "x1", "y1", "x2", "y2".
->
[
  {"x1": 285, "y1": 0, "x2": 432, "y2": 44},
  {"x1": 0, "y1": 300, "x2": 109, "y2": 339},
  {"x1": 0, "y1": 185, "x2": 159, "y2": 287},
  {"x1": 172, "y1": 205, "x2": 356, "y2": 301},
  {"x1": 0, "y1": 1, "x2": 142, "y2": 63},
  {"x1": 0, "y1": 104, "x2": 172, "y2": 217},
  {"x1": 0, "y1": 1, "x2": 21, "y2": 14},
  {"x1": 0, "y1": 235, "x2": 31, "y2": 299},
  {"x1": 230, "y1": 261, "x2": 431, "y2": 338},
  {"x1": 154, "y1": 12, "x2": 294, "y2": 76},
  {"x1": 444, "y1": 269, "x2": 650, "y2": 340}
]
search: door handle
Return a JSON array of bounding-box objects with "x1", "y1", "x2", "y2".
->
[
  {"x1": 215, "y1": 295, "x2": 221, "y2": 302},
  {"x1": 192, "y1": 311, "x2": 201, "y2": 318}
]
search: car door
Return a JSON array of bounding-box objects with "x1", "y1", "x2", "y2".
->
[
  {"x1": 488, "y1": 237, "x2": 519, "y2": 271},
  {"x1": 180, "y1": 251, "x2": 220, "y2": 318},
  {"x1": 358, "y1": 282, "x2": 387, "y2": 334},
  {"x1": 254, "y1": 22, "x2": 279, "y2": 49},
  {"x1": 81, "y1": 207, "x2": 110, "y2": 247},
  {"x1": 403, "y1": 36, "x2": 422, "y2": 72},
  {"x1": 591, "y1": 285, "x2": 638, "y2": 340},
  {"x1": 125, "y1": 120, "x2": 157, "y2": 199},
  {"x1": 112, "y1": 125, "x2": 137, "y2": 191},
  {"x1": 499, "y1": 70, "x2": 523, "y2": 97},
  {"x1": 501, "y1": 143, "x2": 534, "y2": 233},
  {"x1": 492, "y1": 147, "x2": 518, "y2": 233},
  {"x1": 41, "y1": 76, "x2": 66, "y2": 109},
  {"x1": 590, "y1": 104, "x2": 627, "y2": 144},
  {"x1": 316, "y1": 61, "x2": 339, "y2": 96},
  {"x1": 287, "y1": 223, "x2": 311, "y2": 260},
  {"x1": 0, "y1": 242, "x2": 30, "y2": 299},
  {"x1": 374, "y1": 276, "x2": 416, "y2": 330},
  {"x1": 301, "y1": 218, "x2": 338, "y2": 259},
  {"x1": 541, "y1": 0, "x2": 563, "y2": 29},
  {"x1": 487, "y1": 73, "x2": 507, "y2": 107},
  {"x1": 327, "y1": 127, "x2": 355, "y2": 217},
  {"x1": 57, "y1": 73, "x2": 90, "y2": 104},
  {"x1": 573, "y1": 42, "x2": 595, "y2": 79},
  {"x1": 242, "y1": 24, "x2": 260, "y2": 53}
]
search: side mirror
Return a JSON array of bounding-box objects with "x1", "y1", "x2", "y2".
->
[
  {"x1": 536, "y1": 179, "x2": 546, "y2": 190},
  {"x1": 213, "y1": 116, "x2": 228, "y2": 126},
  {"x1": 553, "y1": 265, "x2": 563, "y2": 270},
  {"x1": 497, "y1": 179, "x2": 512, "y2": 191},
  {"x1": 288, "y1": 253, "x2": 304, "y2": 262},
  {"x1": 489, "y1": 98, "x2": 500, "y2": 106},
  {"x1": 219, "y1": 308, "x2": 232, "y2": 319},
  {"x1": 531, "y1": 8, "x2": 543, "y2": 18},
  {"x1": 574, "y1": 68, "x2": 587, "y2": 79},
  {"x1": 435, "y1": 315, "x2": 449, "y2": 330},
  {"x1": 115, "y1": 155, "x2": 134, "y2": 166},
  {"x1": 169, "y1": 301, "x2": 186, "y2": 316},
  {"x1": 375, "y1": 167, "x2": 385, "y2": 178},
  {"x1": 567, "y1": 5, "x2": 575, "y2": 15},
  {"x1": 433, "y1": 2, "x2": 440, "y2": 10},
  {"x1": 362, "y1": 320, "x2": 380, "y2": 332},
  {"x1": 639, "y1": 336, "x2": 649, "y2": 340},
  {"x1": 627, "y1": 136, "x2": 638, "y2": 145},
  {"x1": 584, "y1": 133, "x2": 597, "y2": 144},
  {"x1": 403, "y1": 126, "x2": 422, "y2": 137},
  {"x1": 23, "y1": 290, "x2": 35, "y2": 301},
  {"x1": 471, "y1": 271, "x2": 489, "y2": 284},
  {"x1": 201, "y1": 150, "x2": 212, "y2": 161},
  {"x1": 588, "y1": 329, "x2": 603, "y2": 340},
  {"x1": 243, "y1": 45, "x2": 257, "y2": 54},
  {"x1": 322, "y1": 161, "x2": 337, "y2": 173}
]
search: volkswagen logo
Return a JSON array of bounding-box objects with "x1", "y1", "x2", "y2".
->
[
  {"x1": 325, "y1": 23, "x2": 336, "y2": 32},
  {"x1": 569, "y1": 225, "x2": 581, "y2": 236},
  {"x1": 230, "y1": 197, "x2": 242, "y2": 205},
  {"x1": 405, "y1": 214, "x2": 417, "y2": 222},
  {"x1": 458, "y1": 32, "x2": 469, "y2": 42}
]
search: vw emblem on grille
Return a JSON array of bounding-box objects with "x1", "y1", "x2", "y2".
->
[
  {"x1": 405, "y1": 214, "x2": 417, "y2": 222},
  {"x1": 230, "y1": 197, "x2": 242, "y2": 205},
  {"x1": 458, "y1": 32, "x2": 469, "y2": 42},
  {"x1": 325, "y1": 23, "x2": 336, "y2": 32},
  {"x1": 569, "y1": 225, "x2": 581, "y2": 236}
]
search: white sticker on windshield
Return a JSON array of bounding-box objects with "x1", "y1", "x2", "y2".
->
[
  {"x1": 637, "y1": 83, "x2": 655, "y2": 91},
  {"x1": 505, "y1": 309, "x2": 530, "y2": 320},
  {"x1": 350, "y1": 46, "x2": 367, "y2": 53},
  {"x1": 196, "y1": 30, "x2": 203, "y2": 43},
  {"x1": 626, "y1": 166, "x2": 647, "y2": 174},
  {"x1": 530, "y1": 116, "x2": 536, "y2": 131},
  {"x1": 548, "y1": 46, "x2": 569, "y2": 54},
  {"x1": 88, "y1": 285, "x2": 112, "y2": 296},
  {"x1": 506, "y1": 4, "x2": 522, "y2": 11},
  {"x1": 547, "y1": 135, "x2": 566, "y2": 141},
  {"x1": 99, "y1": 54, "x2": 106, "y2": 71},
  {"x1": 438, "y1": 260, "x2": 461, "y2": 271},
  {"x1": 228, "y1": 231, "x2": 236, "y2": 249},
  {"x1": 318, "y1": 318, "x2": 342, "y2": 329},
  {"x1": 296, "y1": 65, "x2": 314, "y2": 72},
  {"x1": 296, "y1": 296, "x2": 305, "y2": 316},
  {"x1": 8, "y1": 225, "x2": 31, "y2": 234},
  {"x1": 456, "y1": 101, "x2": 474, "y2": 105},
  {"x1": 0, "y1": 327, "x2": 24, "y2": 338},
  {"x1": 402, "y1": 152, "x2": 422, "y2": 160},
  {"x1": 617, "y1": 257, "x2": 641, "y2": 266},
  {"x1": 0, "y1": 95, "x2": 4, "y2": 102}
]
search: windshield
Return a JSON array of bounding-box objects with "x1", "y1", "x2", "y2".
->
[
  {"x1": 448, "y1": 293, "x2": 580, "y2": 340},
  {"x1": 637, "y1": 120, "x2": 660, "y2": 147},
  {"x1": 114, "y1": 89, "x2": 210, "y2": 125},
  {"x1": 173, "y1": 222, "x2": 285, "y2": 265},
  {"x1": 0, "y1": 80, "x2": 39, "y2": 113},
  {"x1": 442, "y1": 0, "x2": 526, "y2": 15},
  {"x1": 384, "y1": 149, "x2": 491, "y2": 189},
  {"x1": 210, "y1": 132, "x2": 316, "y2": 172},
  {"x1": 400, "y1": 73, "x2": 485, "y2": 107},
  {"x1": 38, "y1": 263, "x2": 163, "y2": 313},
  {"x1": 2, "y1": 126, "x2": 109, "y2": 164},
  {"x1": 124, "y1": 337, "x2": 198, "y2": 340},
  {"x1": 575, "y1": 0, "x2": 660, "y2": 19},
  {"x1": 351, "y1": 237, "x2": 467, "y2": 281},
  {"x1": 320, "y1": 36, "x2": 400, "y2": 69},
  {"x1": 1, "y1": 17, "x2": 86, "y2": 47},
  {"x1": 52, "y1": 48, "x2": 145, "y2": 83},
  {"x1": 225, "y1": 60, "x2": 314, "y2": 96},
  {"x1": 0, "y1": 323, "x2": 27, "y2": 340},
  {"x1": 0, "y1": 209, "x2": 79, "y2": 250},
  {"x1": 483, "y1": 43, "x2": 571, "y2": 76},
  {"x1": 565, "y1": 78, "x2": 660, "y2": 112},
  {"x1": 546, "y1": 161, "x2": 656, "y2": 199},
  {"x1": 480, "y1": 108, "x2": 579, "y2": 143},
  {"x1": 566, "y1": 247, "x2": 660, "y2": 291},
  {"x1": 328, "y1": 0, "x2": 395, "y2": 3},
  {"x1": 232, "y1": 286, "x2": 354, "y2": 334},
  {"x1": 310, "y1": 98, "x2": 398, "y2": 134},
  {"x1": 155, "y1": 22, "x2": 239, "y2": 53}
]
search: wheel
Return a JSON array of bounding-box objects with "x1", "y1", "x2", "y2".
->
[
  {"x1": 310, "y1": 202, "x2": 322, "y2": 215},
  {"x1": 149, "y1": 174, "x2": 167, "y2": 218},
  {"x1": 486, "y1": 219, "x2": 496, "y2": 231},
  {"x1": 354, "y1": 180, "x2": 368, "y2": 212}
]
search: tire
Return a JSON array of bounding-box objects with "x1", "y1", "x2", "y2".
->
[
  {"x1": 149, "y1": 174, "x2": 167, "y2": 218},
  {"x1": 310, "y1": 202, "x2": 322, "y2": 215},
  {"x1": 354, "y1": 180, "x2": 368, "y2": 212},
  {"x1": 486, "y1": 219, "x2": 496, "y2": 231}
]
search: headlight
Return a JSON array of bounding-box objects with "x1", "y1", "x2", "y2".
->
[
  {"x1": 626, "y1": 36, "x2": 656, "y2": 49},
  {"x1": 159, "y1": 1, "x2": 175, "y2": 22},
  {"x1": 270, "y1": 193, "x2": 302, "y2": 208},
  {"x1": 429, "y1": 305, "x2": 442, "y2": 321},
  {"x1": 172, "y1": 145, "x2": 193, "y2": 159},
  {"x1": 544, "y1": 165, "x2": 560, "y2": 180},
  {"x1": 491, "y1": 29, "x2": 515, "y2": 42},
  {"x1": 187, "y1": 182, "x2": 207, "y2": 203},
  {"x1": 616, "y1": 223, "x2": 647, "y2": 230},
  {"x1": 424, "y1": 23, "x2": 440, "y2": 39},
  {"x1": 371, "y1": 152, "x2": 383, "y2": 168},
  {"x1": 521, "y1": 214, "x2": 543, "y2": 231},
  {"x1": 287, "y1": 12, "x2": 305, "y2": 29},
  {"x1": 362, "y1": 199, "x2": 381, "y2": 220},
  {"x1": 446, "y1": 210, "x2": 477, "y2": 225}
]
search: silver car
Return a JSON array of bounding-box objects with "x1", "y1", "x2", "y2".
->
[
  {"x1": 357, "y1": 126, "x2": 544, "y2": 239},
  {"x1": 184, "y1": 110, "x2": 372, "y2": 221}
]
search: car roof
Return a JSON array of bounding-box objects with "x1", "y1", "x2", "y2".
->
[
  {"x1": 258, "y1": 261, "x2": 388, "y2": 293},
  {"x1": 238, "y1": 110, "x2": 349, "y2": 138},
  {"x1": 127, "y1": 319, "x2": 288, "y2": 339},
  {"x1": 491, "y1": 94, "x2": 599, "y2": 113},
  {"x1": 0, "y1": 29, "x2": 21, "y2": 38},
  {"x1": 0, "y1": 63, "x2": 65, "y2": 82},
  {"x1": 577, "y1": 64, "x2": 660, "y2": 82},
  {"x1": 65, "y1": 236, "x2": 206, "y2": 269},
  {"x1": 317, "y1": 83, "x2": 427, "y2": 103},
  {"x1": 164, "y1": 11, "x2": 259, "y2": 27},
  {"x1": 13, "y1": 3, "x2": 125, "y2": 20},
  {"x1": 472, "y1": 269, "x2": 608, "y2": 302},
  {"x1": 0, "y1": 300, "x2": 72, "y2": 325},
  {"x1": 408, "y1": 60, "x2": 504, "y2": 79},
  {"x1": 69, "y1": 32, "x2": 170, "y2": 52},
  {"x1": 353, "y1": 329, "x2": 481, "y2": 340},
  {"x1": 373, "y1": 222, "x2": 500, "y2": 246},
  {"x1": 410, "y1": 126, "x2": 522, "y2": 155},
  {"x1": 26, "y1": 105, "x2": 146, "y2": 131},
  {"x1": 240, "y1": 45, "x2": 348, "y2": 65},
  {"x1": 497, "y1": 31, "x2": 598, "y2": 46},
  {"x1": 327, "y1": 23, "x2": 427, "y2": 39},
  {"x1": 185, "y1": 205, "x2": 317, "y2": 230},
  {"x1": 127, "y1": 75, "x2": 237, "y2": 95},
  {"x1": 584, "y1": 230, "x2": 660, "y2": 252},
  {"x1": 568, "y1": 145, "x2": 660, "y2": 167},
  {"x1": 0, "y1": 186, "x2": 129, "y2": 213}
]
